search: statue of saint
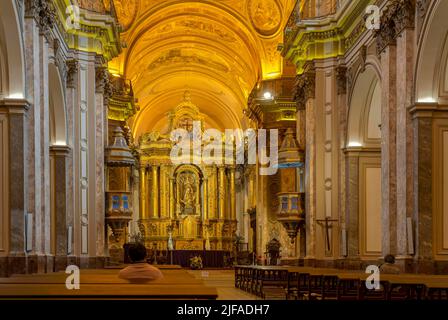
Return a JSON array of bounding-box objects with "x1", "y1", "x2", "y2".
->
[{"x1": 181, "y1": 175, "x2": 195, "y2": 213}]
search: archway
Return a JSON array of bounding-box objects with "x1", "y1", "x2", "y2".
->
[
  {"x1": 346, "y1": 65, "x2": 382, "y2": 260},
  {"x1": 0, "y1": 0, "x2": 25, "y2": 98},
  {"x1": 0, "y1": 0, "x2": 25, "y2": 264}
]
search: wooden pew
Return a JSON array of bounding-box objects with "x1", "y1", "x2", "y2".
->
[
  {"x1": 0, "y1": 284, "x2": 218, "y2": 300},
  {"x1": 0, "y1": 269, "x2": 217, "y2": 300}
]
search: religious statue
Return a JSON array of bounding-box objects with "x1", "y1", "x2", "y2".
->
[{"x1": 181, "y1": 175, "x2": 196, "y2": 214}]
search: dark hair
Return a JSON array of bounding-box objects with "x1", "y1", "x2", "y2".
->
[
  {"x1": 128, "y1": 243, "x2": 147, "y2": 263},
  {"x1": 384, "y1": 254, "x2": 395, "y2": 264}
]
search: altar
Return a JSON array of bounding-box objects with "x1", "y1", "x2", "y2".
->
[{"x1": 136, "y1": 92, "x2": 238, "y2": 252}]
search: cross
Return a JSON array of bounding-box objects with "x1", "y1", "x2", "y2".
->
[{"x1": 316, "y1": 217, "x2": 339, "y2": 253}]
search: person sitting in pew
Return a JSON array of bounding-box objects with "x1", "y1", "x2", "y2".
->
[
  {"x1": 379, "y1": 254, "x2": 401, "y2": 274},
  {"x1": 119, "y1": 243, "x2": 163, "y2": 283}
]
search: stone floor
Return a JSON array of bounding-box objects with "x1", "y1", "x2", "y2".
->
[{"x1": 187, "y1": 270, "x2": 259, "y2": 300}]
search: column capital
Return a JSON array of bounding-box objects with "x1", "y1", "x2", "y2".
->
[
  {"x1": 25, "y1": 0, "x2": 56, "y2": 40},
  {"x1": 375, "y1": 0, "x2": 415, "y2": 56},
  {"x1": 66, "y1": 60, "x2": 79, "y2": 89},
  {"x1": 294, "y1": 67, "x2": 316, "y2": 110},
  {"x1": 336, "y1": 66, "x2": 348, "y2": 95},
  {"x1": 95, "y1": 66, "x2": 114, "y2": 99}
]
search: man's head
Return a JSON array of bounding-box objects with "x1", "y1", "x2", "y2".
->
[
  {"x1": 384, "y1": 254, "x2": 395, "y2": 264},
  {"x1": 128, "y1": 243, "x2": 147, "y2": 263}
]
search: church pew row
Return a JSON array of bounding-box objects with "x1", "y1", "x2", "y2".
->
[
  {"x1": 234, "y1": 265, "x2": 448, "y2": 300},
  {"x1": 0, "y1": 269, "x2": 217, "y2": 300},
  {"x1": 0, "y1": 284, "x2": 218, "y2": 300}
]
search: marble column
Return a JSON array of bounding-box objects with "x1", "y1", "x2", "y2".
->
[
  {"x1": 65, "y1": 60, "x2": 78, "y2": 265},
  {"x1": 50, "y1": 145, "x2": 71, "y2": 271},
  {"x1": 0, "y1": 99, "x2": 30, "y2": 275},
  {"x1": 410, "y1": 105, "x2": 434, "y2": 272},
  {"x1": 140, "y1": 167, "x2": 147, "y2": 220},
  {"x1": 336, "y1": 66, "x2": 348, "y2": 259},
  {"x1": 94, "y1": 65, "x2": 111, "y2": 262},
  {"x1": 345, "y1": 150, "x2": 360, "y2": 259},
  {"x1": 24, "y1": 15, "x2": 42, "y2": 273},
  {"x1": 380, "y1": 43, "x2": 398, "y2": 257},
  {"x1": 395, "y1": 20, "x2": 415, "y2": 265},
  {"x1": 305, "y1": 97, "x2": 317, "y2": 261},
  {"x1": 295, "y1": 66, "x2": 316, "y2": 262},
  {"x1": 151, "y1": 165, "x2": 159, "y2": 218}
]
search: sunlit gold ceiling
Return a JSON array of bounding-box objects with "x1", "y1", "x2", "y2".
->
[{"x1": 107, "y1": 0, "x2": 296, "y2": 138}]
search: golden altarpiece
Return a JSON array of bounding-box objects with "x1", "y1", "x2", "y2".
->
[{"x1": 137, "y1": 92, "x2": 239, "y2": 251}]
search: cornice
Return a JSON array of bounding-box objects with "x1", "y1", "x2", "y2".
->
[
  {"x1": 282, "y1": 0, "x2": 376, "y2": 75},
  {"x1": 50, "y1": 0, "x2": 121, "y2": 62}
]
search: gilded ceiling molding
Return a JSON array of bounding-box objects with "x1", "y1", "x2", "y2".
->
[
  {"x1": 282, "y1": 0, "x2": 372, "y2": 74},
  {"x1": 49, "y1": 0, "x2": 122, "y2": 62}
]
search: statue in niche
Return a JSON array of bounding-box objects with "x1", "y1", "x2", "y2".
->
[{"x1": 180, "y1": 174, "x2": 196, "y2": 215}]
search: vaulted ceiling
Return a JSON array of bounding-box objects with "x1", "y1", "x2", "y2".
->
[{"x1": 106, "y1": 0, "x2": 296, "y2": 138}]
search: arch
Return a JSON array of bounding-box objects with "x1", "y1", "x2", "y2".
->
[
  {"x1": 346, "y1": 65, "x2": 382, "y2": 148},
  {"x1": 0, "y1": 0, "x2": 25, "y2": 98},
  {"x1": 48, "y1": 63, "x2": 67, "y2": 146},
  {"x1": 415, "y1": 0, "x2": 448, "y2": 102}
]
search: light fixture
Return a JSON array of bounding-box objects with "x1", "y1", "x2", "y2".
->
[{"x1": 263, "y1": 91, "x2": 273, "y2": 100}]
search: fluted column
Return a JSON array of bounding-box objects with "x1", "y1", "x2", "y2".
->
[
  {"x1": 151, "y1": 165, "x2": 159, "y2": 218},
  {"x1": 218, "y1": 166, "x2": 226, "y2": 220},
  {"x1": 230, "y1": 166, "x2": 236, "y2": 221},
  {"x1": 140, "y1": 167, "x2": 148, "y2": 220}
]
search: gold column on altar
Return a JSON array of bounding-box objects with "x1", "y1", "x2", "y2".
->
[
  {"x1": 140, "y1": 167, "x2": 148, "y2": 220},
  {"x1": 218, "y1": 166, "x2": 226, "y2": 220},
  {"x1": 230, "y1": 166, "x2": 236, "y2": 221},
  {"x1": 159, "y1": 166, "x2": 166, "y2": 218},
  {"x1": 151, "y1": 165, "x2": 159, "y2": 218},
  {"x1": 203, "y1": 177, "x2": 208, "y2": 220},
  {"x1": 206, "y1": 166, "x2": 217, "y2": 219},
  {"x1": 169, "y1": 178, "x2": 174, "y2": 219}
]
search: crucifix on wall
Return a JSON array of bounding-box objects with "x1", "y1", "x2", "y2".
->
[{"x1": 316, "y1": 217, "x2": 338, "y2": 255}]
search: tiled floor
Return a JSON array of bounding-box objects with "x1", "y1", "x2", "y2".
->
[{"x1": 187, "y1": 270, "x2": 259, "y2": 300}]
